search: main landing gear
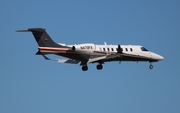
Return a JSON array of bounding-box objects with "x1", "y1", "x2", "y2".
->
[
  {"x1": 96, "y1": 64, "x2": 103, "y2": 70},
  {"x1": 82, "y1": 65, "x2": 88, "y2": 71},
  {"x1": 81, "y1": 64, "x2": 103, "y2": 71}
]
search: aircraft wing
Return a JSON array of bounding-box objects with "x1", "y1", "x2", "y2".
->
[
  {"x1": 88, "y1": 45, "x2": 123, "y2": 63},
  {"x1": 88, "y1": 53, "x2": 122, "y2": 63},
  {"x1": 58, "y1": 59, "x2": 80, "y2": 64},
  {"x1": 88, "y1": 56, "x2": 107, "y2": 63},
  {"x1": 106, "y1": 53, "x2": 122, "y2": 59}
]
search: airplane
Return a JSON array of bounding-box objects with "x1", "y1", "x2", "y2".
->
[{"x1": 16, "y1": 28, "x2": 164, "y2": 71}]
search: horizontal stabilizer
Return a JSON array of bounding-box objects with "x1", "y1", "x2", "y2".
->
[
  {"x1": 35, "y1": 51, "x2": 50, "y2": 60},
  {"x1": 42, "y1": 54, "x2": 50, "y2": 60},
  {"x1": 16, "y1": 28, "x2": 45, "y2": 32},
  {"x1": 36, "y1": 51, "x2": 42, "y2": 55},
  {"x1": 58, "y1": 59, "x2": 80, "y2": 64}
]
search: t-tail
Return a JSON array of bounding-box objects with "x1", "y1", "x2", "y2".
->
[{"x1": 16, "y1": 28, "x2": 65, "y2": 48}]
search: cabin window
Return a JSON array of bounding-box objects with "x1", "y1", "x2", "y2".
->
[
  {"x1": 141, "y1": 47, "x2": 148, "y2": 51},
  {"x1": 107, "y1": 48, "x2": 110, "y2": 51},
  {"x1": 130, "y1": 48, "x2": 133, "y2": 51},
  {"x1": 103, "y1": 48, "x2": 106, "y2": 51},
  {"x1": 126, "y1": 48, "x2": 128, "y2": 51},
  {"x1": 111, "y1": 48, "x2": 114, "y2": 51}
]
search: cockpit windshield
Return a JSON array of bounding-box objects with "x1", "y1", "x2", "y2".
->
[{"x1": 141, "y1": 47, "x2": 149, "y2": 51}]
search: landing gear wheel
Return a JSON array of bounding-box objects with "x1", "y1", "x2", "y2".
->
[
  {"x1": 149, "y1": 64, "x2": 153, "y2": 69},
  {"x1": 82, "y1": 65, "x2": 88, "y2": 71},
  {"x1": 96, "y1": 64, "x2": 103, "y2": 70}
]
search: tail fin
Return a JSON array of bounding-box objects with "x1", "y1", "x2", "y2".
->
[{"x1": 16, "y1": 28, "x2": 63, "y2": 47}]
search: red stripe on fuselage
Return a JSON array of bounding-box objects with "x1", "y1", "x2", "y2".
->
[{"x1": 39, "y1": 47, "x2": 73, "y2": 53}]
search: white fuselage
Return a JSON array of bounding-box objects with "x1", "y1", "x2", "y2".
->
[{"x1": 65, "y1": 43, "x2": 164, "y2": 61}]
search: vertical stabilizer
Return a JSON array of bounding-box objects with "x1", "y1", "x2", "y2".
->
[{"x1": 16, "y1": 28, "x2": 64, "y2": 47}]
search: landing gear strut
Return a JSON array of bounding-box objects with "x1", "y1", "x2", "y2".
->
[
  {"x1": 82, "y1": 65, "x2": 88, "y2": 71},
  {"x1": 96, "y1": 64, "x2": 103, "y2": 70}
]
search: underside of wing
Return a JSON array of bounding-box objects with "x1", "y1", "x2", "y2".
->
[
  {"x1": 58, "y1": 59, "x2": 80, "y2": 64},
  {"x1": 88, "y1": 56, "x2": 107, "y2": 63}
]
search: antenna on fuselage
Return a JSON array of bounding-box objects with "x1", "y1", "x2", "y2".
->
[{"x1": 104, "y1": 42, "x2": 107, "y2": 55}]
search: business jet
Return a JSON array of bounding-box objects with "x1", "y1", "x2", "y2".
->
[{"x1": 16, "y1": 28, "x2": 164, "y2": 71}]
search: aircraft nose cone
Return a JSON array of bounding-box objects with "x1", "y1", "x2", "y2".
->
[
  {"x1": 159, "y1": 55, "x2": 164, "y2": 60},
  {"x1": 152, "y1": 53, "x2": 164, "y2": 60},
  {"x1": 160, "y1": 56, "x2": 164, "y2": 60}
]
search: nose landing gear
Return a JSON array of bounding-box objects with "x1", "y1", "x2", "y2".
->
[{"x1": 149, "y1": 63, "x2": 153, "y2": 69}]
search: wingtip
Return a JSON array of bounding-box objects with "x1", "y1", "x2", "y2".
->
[
  {"x1": 28, "y1": 28, "x2": 46, "y2": 31},
  {"x1": 16, "y1": 30, "x2": 30, "y2": 32}
]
